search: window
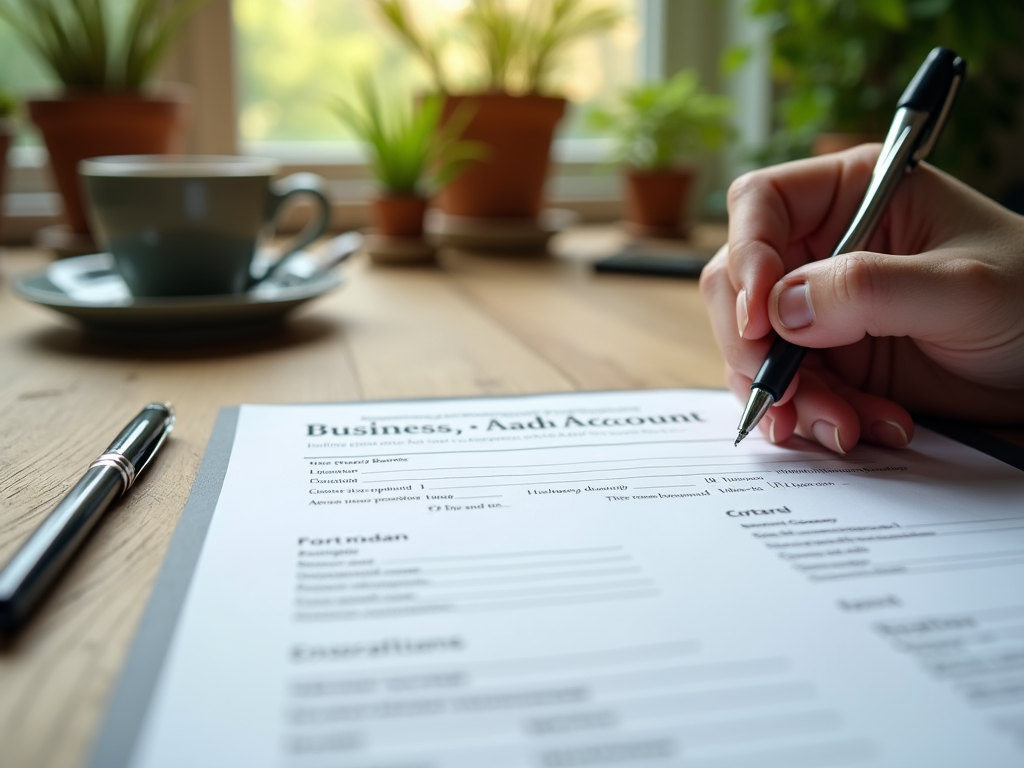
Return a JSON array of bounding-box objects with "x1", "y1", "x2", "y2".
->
[
  {"x1": 234, "y1": 0, "x2": 640, "y2": 158},
  {"x1": 1, "y1": 0, "x2": 758, "y2": 239}
]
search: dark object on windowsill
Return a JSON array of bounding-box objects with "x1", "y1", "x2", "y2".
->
[{"x1": 594, "y1": 242, "x2": 714, "y2": 278}]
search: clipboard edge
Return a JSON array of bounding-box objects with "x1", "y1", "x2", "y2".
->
[{"x1": 86, "y1": 406, "x2": 241, "y2": 768}]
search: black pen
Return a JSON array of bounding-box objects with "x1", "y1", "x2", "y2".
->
[
  {"x1": 735, "y1": 47, "x2": 966, "y2": 446},
  {"x1": 0, "y1": 403, "x2": 174, "y2": 638}
]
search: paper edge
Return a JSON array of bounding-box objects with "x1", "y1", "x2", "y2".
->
[{"x1": 86, "y1": 406, "x2": 240, "y2": 768}]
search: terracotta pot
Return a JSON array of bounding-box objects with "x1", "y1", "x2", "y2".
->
[
  {"x1": 372, "y1": 194, "x2": 429, "y2": 238},
  {"x1": 28, "y1": 90, "x2": 189, "y2": 238},
  {"x1": 0, "y1": 119, "x2": 12, "y2": 247},
  {"x1": 812, "y1": 132, "x2": 884, "y2": 156},
  {"x1": 439, "y1": 93, "x2": 566, "y2": 219},
  {"x1": 624, "y1": 167, "x2": 694, "y2": 237}
]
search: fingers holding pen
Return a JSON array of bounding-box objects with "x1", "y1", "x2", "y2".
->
[
  {"x1": 786, "y1": 368, "x2": 862, "y2": 454},
  {"x1": 740, "y1": 357, "x2": 913, "y2": 452},
  {"x1": 701, "y1": 246, "x2": 771, "y2": 372},
  {"x1": 819, "y1": 371, "x2": 915, "y2": 448},
  {"x1": 725, "y1": 147, "x2": 883, "y2": 342}
]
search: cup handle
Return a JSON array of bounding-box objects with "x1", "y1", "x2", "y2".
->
[{"x1": 260, "y1": 172, "x2": 332, "y2": 276}]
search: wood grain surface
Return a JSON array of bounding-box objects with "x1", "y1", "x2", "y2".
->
[{"x1": 0, "y1": 228, "x2": 725, "y2": 768}]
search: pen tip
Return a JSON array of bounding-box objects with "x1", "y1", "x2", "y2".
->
[{"x1": 734, "y1": 432, "x2": 746, "y2": 447}]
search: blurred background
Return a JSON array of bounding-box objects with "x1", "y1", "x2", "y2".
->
[{"x1": 1, "y1": 0, "x2": 1022, "y2": 245}]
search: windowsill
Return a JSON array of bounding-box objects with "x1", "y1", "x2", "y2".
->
[
  {"x1": 1, "y1": 139, "x2": 626, "y2": 244},
  {"x1": 241, "y1": 137, "x2": 618, "y2": 167}
]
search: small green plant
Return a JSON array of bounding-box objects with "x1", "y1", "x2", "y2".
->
[
  {"x1": 0, "y1": 89, "x2": 18, "y2": 118},
  {"x1": 375, "y1": 0, "x2": 622, "y2": 95},
  {"x1": 589, "y1": 70, "x2": 733, "y2": 171},
  {"x1": 0, "y1": 0, "x2": 208, "y2": 90},
  {"x1": 333, "y1": 75, "x2": 484, "y2": 197}
]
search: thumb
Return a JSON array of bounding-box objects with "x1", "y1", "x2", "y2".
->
[{"x1": 767, "y1": 249, "x2": 993, "y2": 348}]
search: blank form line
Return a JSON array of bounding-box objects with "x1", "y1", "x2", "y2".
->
[
  {"x1": 295, "y1": 567, "x2": 643, "y2": 590},
  {"x1": 296, "y1": 555, "x2": 630, "y2": 571},
  {"x1": 295, "y1": 589, "x2": 661, "y2": 621},
  {"x1": 302, "y1": 437, "x2": 758, "y2": 461},
  {"x1": 433, "y1": 474, "x2": 764, "y2": 490},
  {"x1": 294, "y1": 579, "x2": 655, "y2": 606},
  {"x1": 812, "y1": 557, "x2": 1024, "y2": 581},
  {"x1": 294, "y1": 589, "x2": 659, "y2": 621},
  {"x1": 381, "y1": 546, "x2": 623, "y2": 564},
  {"x1": 362, "y1": 459, "x2": 852, "y2": 484},
  {"x1": 633, "y1": 484, "x2": 698, "y2": 490},
  {"x1": 458, "y1": 589, "x2": 661, "y2": 614},
  {"x1": 424, "y1": 556, "x2": 632, "y2": 574},
  {"x1": 905, "y1": 515, "x2": 1024, "y2": 529},
  {"x1": 938, "y1": 525, "x2": 1024, "y2": 538},
  {"x1": 358, "y1": 453, "x2": 828, "y2": 475},
  {"x1": 872, "y1": 548, "x2": 1024, "y2": 568}
]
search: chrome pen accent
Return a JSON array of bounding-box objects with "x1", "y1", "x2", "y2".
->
[{"x1": 90, "y1": 452, "x2": 137, "y2": 492}]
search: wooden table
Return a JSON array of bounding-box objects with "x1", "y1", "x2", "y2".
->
[
  {"x1": 4, "y1": 225, "x2": 1024, "y2": 767},
  {"x1": 0, "y1": 227, "x2": 729, "y2": 768}
]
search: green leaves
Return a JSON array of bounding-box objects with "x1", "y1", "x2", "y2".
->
[
  {"x1": 375, "y1": 0, "x2": 448, "y2": 93},
  {"x1": 375, "y1": 0, "x2": 621, "y2": 96},
  {"x1": 739, "y1": 0, "x2": 1024, "y2": 171},
  {"x1": 589, "y1": 70, "x2": 733, "y2": 171},
  {"x1": 0, "y1": 89, "x2": 18, "y2": 118},
  {"x1": 333, "y1": 75, "x2": 484, "y2": 196},
  {"x1": 0, "y1": 0, "x2": 207, "y2": 90}
]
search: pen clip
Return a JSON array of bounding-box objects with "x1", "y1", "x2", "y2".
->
[
  {"x1": 134, "y1": 407, "x2": 175, "y2": 479},
  {"x1": 910, "y1": 71, "x2": 963, "y2": 166}
]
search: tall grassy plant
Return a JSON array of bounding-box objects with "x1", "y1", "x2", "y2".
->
[
  {"x1": 334, "y1": 76, "x2": 484, "y2": 196},
  {"x1": 589, "y1": 70, "x2": 733, "y2": 171},
  {"x1": 0, "y1": 0, "x2": 207, "y2": 90},
  {"x1": 375, "y1": 0, "x2": 622, "y2": 96}
]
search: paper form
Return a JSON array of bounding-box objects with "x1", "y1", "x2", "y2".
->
[{"x1": 122, "y1": 390, "x2": 1024, "y2": 767}]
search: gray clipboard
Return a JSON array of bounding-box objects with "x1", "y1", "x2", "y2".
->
[{"x1": 88, "y1": 407, "x2": 240, "y2": 768}]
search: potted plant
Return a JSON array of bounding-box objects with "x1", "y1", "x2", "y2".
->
[
  {"x1": 333, "y1": 75, "x2": 481, "y2": 264},
  {"x1": 376, "y1": 0, "x2": 620, "y2": 222},
  {"x1": 0, "y1": 0, "x2": 207, "y2": 252},
  {"x1": 590, "y1": 69, "x2": 732, "y2": 238},
  {"x1": 0, "y1": 90, "x2": 16, "y2": 248}
]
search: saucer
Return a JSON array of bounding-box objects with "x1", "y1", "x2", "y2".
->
[
  {"x1": 425, "y1": 208, "x2": 579, "y2": 251},
  {"x1": 363, "y1": 231, "x2": 437, "y2": 265},
  {"x1": 14, "y1": 252, "x2": 342, "y2": 343}
]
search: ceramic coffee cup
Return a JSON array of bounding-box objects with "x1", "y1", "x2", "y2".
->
[{"x1": 79, "y1": 155, "x2": 332, "y2": 297}]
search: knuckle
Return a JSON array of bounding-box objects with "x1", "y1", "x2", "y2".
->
[
  {"x1": 946, "y1": 258, "x2": 1002, "y2": 303},
  {"x1": 726, "y1": 170, "x2": 766, "y2": 211},
  {"x1": 698, "y1": 257, "x2": 728, "y2": 296},
  {"x1": 832, "y1": 252, "x2": 884, "y2": 309},
  {"x1": 943, "y1": 258, "x2": 1008, "y2": 325}
]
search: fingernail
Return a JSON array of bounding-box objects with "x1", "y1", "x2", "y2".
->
[
  {"x1": 768, "y1": 417, "x2": 778, "y2": 444},
  {"x1": 778, "y1": 282, "x2": 814, "y2": 330},
  {"x1": 812, "y1": 420, "x2": 845, "y2": 454},
  {"x1": 736, "y1": 289, "x2": 749, "y2": 338},
  {"x1": 870, "y1": 420, "x2": 909, "y2": 447}
]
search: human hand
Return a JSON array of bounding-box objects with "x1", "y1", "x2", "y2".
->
[{"x1": 700, "y1": 144, "x2": 1024, "y2": 452}]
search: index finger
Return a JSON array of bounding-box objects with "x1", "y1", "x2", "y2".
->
[{"x1": 728, "y1": 145, "x2": 881, "y2": 340}]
